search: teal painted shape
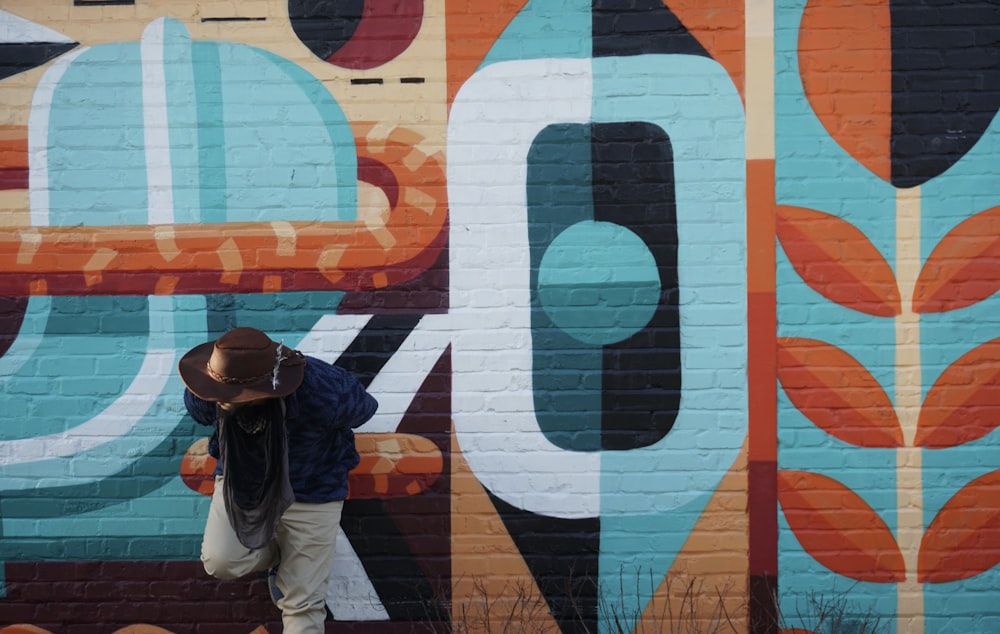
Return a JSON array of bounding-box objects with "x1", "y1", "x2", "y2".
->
[
  {"x1": 205, "y1": 291, "x2": 345, "y2": 341},
  {"x1": 774, "y1": 0, "x2": 901, "y2": 624},
  {"x1": 190, "y1": 39, "x2": 229, "y2": 224},
  {"x1": 914, "y1": 70, "x2": 1000, "y2": 629},
  {"x1": 0, "y1": 16, "x2": 360, "y2": 561},
  {"x1": 527, "y1": 122, "x2": 603, "y2": 451},
  {"x1": 481, "y1": 0, "x2": 592, "y2": 68},
  {"x1": 160, "y1": 17, "x2": 202, "y2": 224},
  {"x1": 0, "y1": 295, "x2": 207, "y2": 491},
  {"x1": 590, "y1": 53, "x2": 746, "y2": 634},
  {"x1": 214, "y1": 44, "x2": 357, "y2": 222},
  {"x1": 43, "y1": 43, "x2": 147, "y2": 225},
  {"x1": 41, "y1": 17, "x2": 357, "y2": 226},
  {"x1": 538, "y1": 220, "x2": 660, "y2": 345}
]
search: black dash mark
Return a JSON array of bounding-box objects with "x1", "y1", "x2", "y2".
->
[
  {"x1": 74, "y1": 0, "x2": 134, "y2": 5},
  {"x1": 400, "y1": 77, "x2": 425, "y2": 84},
  {"x1": 351, "y1": 78, "x2": 384, "y2": 85},
  {"x1": 200, "y1": 17, "x2": 267, "y2": 22}
]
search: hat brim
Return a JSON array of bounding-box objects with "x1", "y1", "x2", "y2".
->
[{"x1": 178, "y1": 340, "x2": 305, "y2": 403}]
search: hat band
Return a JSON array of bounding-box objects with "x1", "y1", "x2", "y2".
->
[{"x1": 206, "y1": 361, "x2": 271, "y2": 385}]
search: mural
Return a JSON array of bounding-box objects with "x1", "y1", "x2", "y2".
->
[
  {"x1": 0, "y1": 0, "x2": 997, "y2": 633},
  {"x1": 776, "y1": 1, "x2": 1000, "y2": 633}
]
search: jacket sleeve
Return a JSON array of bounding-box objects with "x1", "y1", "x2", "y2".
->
[
  {"x1": 339, "y1": 373, "x2": 378, "y2": 429},
  {"x1": 299, "y1": 358, "x2": 379, "y2": 430},
  {"x1": 183, "y1": 389, "x2": 217, "y2": 427}
]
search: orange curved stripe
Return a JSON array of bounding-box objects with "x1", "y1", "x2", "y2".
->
[
  {"x1": 180, "y1": 432, "x2": 443, "y2": 500},
  {"x1": 0, "y1": 125, "x2": 447, "y2": 296},
  {"x1": 350, "y1": 432, "x2": 444, "y2": 499},
  {"x1": 798, "y1": 0, "x2": 891, "y2": 181}
]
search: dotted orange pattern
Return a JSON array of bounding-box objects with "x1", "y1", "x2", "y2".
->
[{"x1": 0, "y1": 124, "x2": 446, "y2": 297}]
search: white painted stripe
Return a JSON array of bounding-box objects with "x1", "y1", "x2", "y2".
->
[
  {"x1": 140, "y1": 18, "x2": 175, "y2": 226},
  {"x1": 0, "y1": 346, "x2": 174, "y2": 466},
  {"x1": 327, "y1": 526, "x2": 390, "y2": 621},
  {"x1": 447, "y1": 58, "x2": 600, "y2": 520},
  {"x1": 29, "y1": 47, "x2": 86, "y2": 228}
]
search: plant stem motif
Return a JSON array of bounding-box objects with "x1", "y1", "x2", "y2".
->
[{"x1": 777, "y1": 206, "x2": 1000, "y2": 586}]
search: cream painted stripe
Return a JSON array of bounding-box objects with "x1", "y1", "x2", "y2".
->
[
  {"x1": 746, "y1": 0, "x2": 775, "y2": 160},
  {"x1": 896, "y1": 186, "x2": 924, "y2": 632}
]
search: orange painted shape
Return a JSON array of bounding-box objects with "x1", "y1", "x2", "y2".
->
[
  {"x1": 662, "y1": 0, "x2": 745, "y2": 100},
  {"x1": 748, "y1": 160, "x2": 776, "y2": 295},
  {"x1": 179, "y1": 438, "x2": 217, "y2": 496},
  {"x1": 777, "y1": 337, "x2": 903, "y2": 448},
  {"x1": 349, "y1": 432, "x2": 444, "y2": 499},
  {"x1": 0, "y1": 127, "x2": 27, "y2": 170},
  {"x1": 798, "y1": 0, "x2": 892, "y2": 182},
  {"x1": 747, "y1": 160, "x2": 777, "y2": 466},
  {"x1": 0, "y1": 627, "x2": 55, "y2": 634},
  {"x1": 919, "y1": 468, "x2": 1000, "y2": 583},
  {"x1": 181, "y1": 432, "x2": 443, "y2": 500},
  {"x1": 749, "y1": 293, "x2": 778, "y2": 462},
  {"x1": 778, "y1": 469, "x2": 905, "y2": 583},
  {"x1": 445, "y1": 0, "x2": 529, "y2": 106},
  {"x1": 0, "y1": 125, "x2": 447, "y2": 297},
  {"x1": 913, "y1": 206, "x2": 1000, "y2": 314},
  {"x1": 777, "y1": 205, "x2": 900, "y2": 316},
  {"x1": 916, "y1": 337, "x2": 1000, "y2": 448},
  {"x1": 450, "y1": 423, "x2": 560, "y2": 632}
]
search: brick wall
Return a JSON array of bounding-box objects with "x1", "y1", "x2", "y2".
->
[{"x1": 0, "y1": 1, "x2": 998, "y2": 632}]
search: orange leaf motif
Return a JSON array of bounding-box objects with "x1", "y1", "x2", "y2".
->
[
  {"x1": 919, "y1": 469, "x2": 1000, "y2": 583},
  {"x1": 915, "y1": 338, "x2": 1000, "y2": 448},
  {"x1": 913, "y1": 206, "x2": 1000, "y2": 314},
  {"x1": 778, "y1": 470, "x2": 905, "y2": 583},
  {"x1": 778, "y1": 337, "x2": 903, "y2": 447},
  {"x1": 777, "y1": 206, "x2": 900, "y2": 317},
  {"x1": 798, "y1": 0, "x2": 892, "y2": 183}
]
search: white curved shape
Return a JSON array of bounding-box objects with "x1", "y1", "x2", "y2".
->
[
  {"x1": 29, "y1": 46, "x2": 85, "y2": 227},
  {"x1": 4, "y1": 31, "x2": 183, "y2": 471},
  {"x1": 448, "y1": 56, "x2": 747, "y2": 520},
  {"x1": 448, "y1": 58, "x2": 600, "y2": 520},
  {"x1": 0, "y1": 326, "x2": 174, "y2": 467}
]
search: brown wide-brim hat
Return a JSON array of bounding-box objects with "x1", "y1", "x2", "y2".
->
[{"x1": 178, "y1": 327, "x2": 306, "y2": 403}]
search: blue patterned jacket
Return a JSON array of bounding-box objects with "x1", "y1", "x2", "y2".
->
[{"x1": 184, "y1": 356, "x2": 378, "y2": 503}]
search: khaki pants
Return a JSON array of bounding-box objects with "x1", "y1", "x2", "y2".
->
[{"x1": 201, "y1": 476, "x2": 344, "y2": 634}]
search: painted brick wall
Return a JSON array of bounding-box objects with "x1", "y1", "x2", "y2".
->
[{"x1": 0, "y1": 1, "x2": 998, "y2": 633}]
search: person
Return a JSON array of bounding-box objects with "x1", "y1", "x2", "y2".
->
[{"x1": 178, "y1": 326, "x2": 377, "y2": 633}]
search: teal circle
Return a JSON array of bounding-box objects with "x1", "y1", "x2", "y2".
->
[{"x1": 537, "y1": 220, "x2": 660, "y2": 345}]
